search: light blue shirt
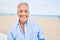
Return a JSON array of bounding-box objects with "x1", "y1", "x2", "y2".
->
[{"x1": 7, "y1": 19, "x2": 45, "y2": 40}]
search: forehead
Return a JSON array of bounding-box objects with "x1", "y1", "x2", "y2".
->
[{"x1": 18, "y1": 4, "x2": 28, "y2": 10}]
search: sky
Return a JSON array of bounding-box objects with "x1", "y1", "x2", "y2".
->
[{"x1": 0, "y1": 0, "x2": 60, "y2": 15}]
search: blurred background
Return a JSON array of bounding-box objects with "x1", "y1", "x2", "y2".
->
[{"x1": 0, "y1": 0, "x2": 60, "y2": 40}]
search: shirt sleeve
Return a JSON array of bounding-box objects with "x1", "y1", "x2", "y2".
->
[
  {"x1": 37, "y1": 24, "x2": 45, "y2": 40},
  {"x1": 7, "y1": 26, "x2": 15, "y2": 40}
]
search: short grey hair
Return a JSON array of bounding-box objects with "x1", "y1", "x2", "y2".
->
[{"x1": 17, "y1": 2, "x2": 29, "y2": 8}]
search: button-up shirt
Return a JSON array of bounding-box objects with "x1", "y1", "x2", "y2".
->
[{"x1": 7, "y1": 19, "x2": 45, "y2": 40}]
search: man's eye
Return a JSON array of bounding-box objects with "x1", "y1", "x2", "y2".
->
[
  {"x1": 25, "y1": 10, "x2": 28, "y2": 13},
  {"x1": 18, "y1": 10, "x2": 28, "y2": 13},
  {"x1": 19, "y1": 10, "x2": 23, "y2": 13}
]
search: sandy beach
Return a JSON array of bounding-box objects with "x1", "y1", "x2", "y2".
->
[{"x1": 0, "y1": 16, "x2": 60, "y2": 40}]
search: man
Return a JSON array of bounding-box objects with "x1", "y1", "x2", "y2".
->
[{"x1": 7, "y1": 2, "x2": 45, "y2": 40}]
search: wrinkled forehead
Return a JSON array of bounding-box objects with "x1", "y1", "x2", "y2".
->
[
  {"x1": 17, "y1": 3, "x2": 29, "y2": 10},
  {"x1": 19, "y1": 5, "x2": 28, "y2": 9}
]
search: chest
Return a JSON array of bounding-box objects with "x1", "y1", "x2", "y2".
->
[{"x1": 15, "y1": 26, "x2": 39, "y2": 40}]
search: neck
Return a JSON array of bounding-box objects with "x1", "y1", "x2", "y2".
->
[{"x1": 20, "y1": 23, "x2": 25, "y2": 32}]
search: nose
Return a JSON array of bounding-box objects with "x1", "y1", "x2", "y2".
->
[{"x1": 21, "y1": 11, "x2": 25, "y2": 15}]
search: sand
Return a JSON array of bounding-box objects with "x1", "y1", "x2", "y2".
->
[{"x1": 0, "y1": 16, "x2": 60, "y2": 40}]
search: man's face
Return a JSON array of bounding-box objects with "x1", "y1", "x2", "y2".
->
[{"x1": 17, "y1": 4, "x2": 29, "y2": 24}]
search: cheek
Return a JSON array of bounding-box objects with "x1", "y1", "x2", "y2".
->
[
  {"x1": 26, "y1": 13, "x2": 29, "y2": 17},
  {"x1": 18, "y1": 13, "x2": 21, "y2": 16},
  {"x1": 18, "y1": 13, "x2": 21, "y2": 17}
]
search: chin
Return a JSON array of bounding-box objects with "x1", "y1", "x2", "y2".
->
[
  {"x1": 20, "y1": 19, "x2": 27, "y2": 24},
  {"x1": 21, "y1": 21, "x2": 27, "y2": 24}
]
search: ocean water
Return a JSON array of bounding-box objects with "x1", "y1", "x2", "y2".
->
[{"x1": 0, "y1": 14, "x2": 59, "y2": 18}]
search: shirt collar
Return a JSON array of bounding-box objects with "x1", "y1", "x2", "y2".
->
[{"x1": 17, "y1": 19, "x2": 28, "y2": 26}]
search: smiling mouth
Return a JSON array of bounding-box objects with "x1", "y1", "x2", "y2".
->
[{"x1": 20, "y1": 15, "x2": 27, "y2": 19}]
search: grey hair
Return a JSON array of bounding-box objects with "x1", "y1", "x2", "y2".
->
[{"x1": 17, "y1": 2, "x2": 29, "y2": 8}]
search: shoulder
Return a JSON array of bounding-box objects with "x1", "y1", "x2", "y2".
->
[
  {"x1": 28, "y1": 19, "x2": 40, "y2": 26},
  {"x1": 9, "y1": 21, "x2": 19, "y2": 32},
  {"x1": 8, "y1": 21, "x2": 18, "y2": 39},
  {"x1": 27, "y1": 19, "x2": 41, "y2": 29},
  {"x1": 27, "y1": 19, "x2": 38, "y2": 24}
]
